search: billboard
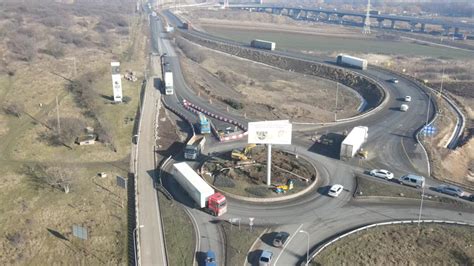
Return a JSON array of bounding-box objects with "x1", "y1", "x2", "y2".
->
[
  {"x1": 248, "y1": 120, "x2": 292, "y2": 145},
  {"x1": 111, "y1": 62, "x2": 123, "y2": 103}
]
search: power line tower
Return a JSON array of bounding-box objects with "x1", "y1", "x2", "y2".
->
[{"x1": 363, "y1": 0, "x2": 371, "y2": 34}]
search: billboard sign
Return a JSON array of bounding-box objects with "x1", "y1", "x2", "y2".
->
[
  {"x1": 111, "y1": 62, "x2": 123, "y2": 103},
  {"x1": 248, "y1": 120, "x2": 292, "y2": 145}
]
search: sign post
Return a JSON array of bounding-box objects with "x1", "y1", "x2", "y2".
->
[
  {"x1": 248, "y1": 120, "x2": 292, "y2": 186},
  {"x1": 111, "y1": 62, "x2": 123, "y2": 103}
]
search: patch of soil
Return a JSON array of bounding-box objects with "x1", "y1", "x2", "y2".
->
[{"x1": 203, "y1": 147, "x2": 315, "y2": 198}]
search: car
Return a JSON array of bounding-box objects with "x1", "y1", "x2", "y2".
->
[
  {"x1": 328, "y1": 184, "x2": 344, "y2": 197},
  {"x1": 436, "y1": 185, "x2": 465, "y2": 197},
  {"x1": 400, "y1": 104, "x2": 409, "y2": 112},
  {"x1": 369, "y1": 169, "x2": 394, "y2": 180},
  {"x1": 204, "y1": 250, "x2": 217, "y2": 266},
  {"x1": 469, "y1": 194, "x2": 474, "y2": 202},
  {"x1": 399, "y1": 174, "x2": 425, "y2": 188},
  {"x1": 273, "y1": 232, "x2": 290, "y2": 247},
  {"x1": 404, "y1": 96, "x2": 412, "y2": 102},
  {"x1": 388, "y1": 78, "x2": 399, "y2": 83},
  {"x1": 259, "y1": 250, "x2": 273, "y2": 266}
]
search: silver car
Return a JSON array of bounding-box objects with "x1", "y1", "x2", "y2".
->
[{"x1": 436, "y1": 185, "x2": 464, "y2": 197}]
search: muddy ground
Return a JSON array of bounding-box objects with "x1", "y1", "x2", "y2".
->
[{"x1": 203, "y1": 147, "x2": 315, "y2": 198}]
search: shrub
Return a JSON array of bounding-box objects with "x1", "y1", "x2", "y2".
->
[
  {"x1": 223, "y1": 98, "x2": 244, "y2": 110},
  {"x1": 214, "y1": 175, "x2": 235, "y2": 188},
  {"x1": 122, "y1": 96, "x2": 132, "y2": 103},
  {"x1": 3, "y1": 102, "x2": 24, "y2": 117},
  {"x1": 245, "y1": 186, "x2": 270, "y2": 197},
  {"x1": 41, "y1": 41, "x2": 65, "y2": 58},
  {"x1": 7, "y1": 35, "x2": 36, "y2": 61}
]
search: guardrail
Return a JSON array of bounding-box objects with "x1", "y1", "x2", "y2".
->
[{"x1": 309, "y1": 219, "x2": 474, "y2": 263}]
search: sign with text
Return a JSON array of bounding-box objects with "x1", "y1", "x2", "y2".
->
[{"x1": 248, "y1": 121, "x2": 292, "y2": 145}]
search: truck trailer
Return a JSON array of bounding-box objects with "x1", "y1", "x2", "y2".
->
[
  {"x1": 184, "y1": 135, "x2": 206, "y2": 160},
  {"x1": 340, "y1": 126, "x2": 368, "y2": 160},
  {"x1": 250, "y1": 39, "x2": 276, "y2": 51},
  {"x1": 336, "y1": 54, "x2": 368, "y2": 70},
  {"x1": 172, "y1": 162, "x2": 227, "y2": 216},
  {"x1": 164, "y1": 71, "x2": 174, "y2": 95}
]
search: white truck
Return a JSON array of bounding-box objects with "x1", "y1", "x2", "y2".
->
[
  {"x1": 172, "y1": 162, "x2": 227, "y2": 216},
  {"x1": 336, "y1": 54, "x2": 368, "y2": 70},
  {"x1": 340, "y1": 126, "x2": 368, "y2": 160},
  {"x1": 250, "y1": 39, "x2": 276, "y2": 50},
  {"x1": 164, "y1": 71, "x2": 174, "y2": 95},
  {"x1": 184, "y1": 135, "x2": 205, "y2": 160}
]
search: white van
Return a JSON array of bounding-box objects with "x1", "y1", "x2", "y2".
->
[
  {"x1": 399, "y1": 174, "x2": 425, "y2": 188},
  {"x1": 400, "y1": 104, "x2": 409, "y2": 112}
]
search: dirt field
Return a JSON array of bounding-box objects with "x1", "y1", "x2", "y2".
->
[
  {"x1": 0, "y1": 1, "x2": 147, "y2": 263},
  {"x1": 202, "y1": 147, "x2": 315, "y2": 198},
  {"x1": 176, "y1": 37, "x2": 361, "y2": 123},
  {"x1": 313, "y1": 224, "x2": 474, "y2": 265}
]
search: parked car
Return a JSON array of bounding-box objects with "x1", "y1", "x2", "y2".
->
[
  {"x1": 469, "y1": 194, "x2": 474, "y2": 202},
  {"x1": 399, "y1": 174, "x2": 425, "y2": 188},
  {"x1": 400, "y1": 104, "x2": 409, "y2": 112},
  {"x1": 328, "y1": 184, "x2": 344, "y2": 197},
  {"x1": 436, "y1": 185, "x2": 465, "y2": 197},
  {"x1": 204, "y1": 250, "x2": 217, "y2": 266},
  {"x1": 259, "y1": 250, "x2": 273, "y2": 266},
  {"x1": 404, "y1": 96, "x2": 412, "y2": 102},
  {"x1": 369, "y1": 169, "x2": 394, "y2": 180},
  {"x1": 273, "y1": 232, "x2": 290, "y2": 247},
  {"x1": 388, "y1": 78, "x2": 399, "y2": 83}
]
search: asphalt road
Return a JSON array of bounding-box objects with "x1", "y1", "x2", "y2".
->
[{"x1": 148, "y1": 8, "x2": 474, "y2": 266}]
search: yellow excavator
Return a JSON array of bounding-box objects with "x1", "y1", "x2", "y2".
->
[{"x1": 231, "y1": 144, "x2": 257, "y2": 161}]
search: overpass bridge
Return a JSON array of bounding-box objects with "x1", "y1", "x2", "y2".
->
[{"x1": 229, "y1": 4, "x2": 474, "y2": 35}]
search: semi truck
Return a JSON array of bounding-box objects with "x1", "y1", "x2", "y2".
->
[
  {"x1": 340, "y1": 126, "x2": 368, "y2": 160},
  {"x1": 182, "y1": 22, "x2": 191, "y2": 30},
  {"x1": 184, "y1": 135, "x2": 206, "y2": 160},
  {"x1": 199, "y1": 113, "x2": 211, "y2": 134},
  {"x1": 250, "y1": 39, "x2": 276, "y2": 50},
  {"x1": 164, "y1": 71, "x2": 173, "y2": 95},
  {"x1": 173, "y1": 162, "x2": 227, "y2": 216},
  {"x1": 336, "y1": 54, "x2": 368, "y2": 70}
]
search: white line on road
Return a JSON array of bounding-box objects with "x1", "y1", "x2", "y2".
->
[{"x1": 274, "y1": 224, "x2": 304, "y2": 265}]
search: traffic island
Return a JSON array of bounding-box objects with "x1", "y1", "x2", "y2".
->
[{"x1": 201, "y1": 146, "x2": 317, "y2": 199}]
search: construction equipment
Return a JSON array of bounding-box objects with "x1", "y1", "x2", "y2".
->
[
  {"x1": 231, "y1": 144, "x2": 257, "y2": 161},
  {"x1": 357, "y1": 148, "x2": 368, "y2": 159},
  {"x1": 199, "y1": 113, "x2": 211, "y2": 134},
  {"x1": 275, "y1": 179, "x2": 294, "y2": 192}
]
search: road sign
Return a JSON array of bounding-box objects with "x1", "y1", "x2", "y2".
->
[
  {"x1": 72, "y1": 225, "x2": 88, "y2": 240},
  {"x1": 248, "y1": 120, "x2": 292, "y2": 145},
  {"x1": 423, "y1": 125, "x2": 436, "y2": 136}
]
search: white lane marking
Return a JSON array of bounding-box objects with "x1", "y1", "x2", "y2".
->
[{"x1": 274, "y1": 224, "x2": 304, "y2": 265}]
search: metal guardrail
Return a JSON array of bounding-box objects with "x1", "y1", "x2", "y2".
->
[{"x1": 309, "y1": 219, "x2": 474, "y2": 263}]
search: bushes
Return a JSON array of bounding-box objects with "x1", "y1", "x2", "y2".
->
[
  {"x1": 214, "y1": 175, "x2": 235, "y2": 188},
  {"x1": 223, "y1": 98, "x2": 244, "y2": 110},
  {"x1": 244, "y1": 186, "x2": 270, "y2": 197},
  {"x1": 7, "y1": 35, "x2": 36, "y2": 61},
  {"x1": 41, "y1": 42, "x2": 65, "y2": 58},
  {"x1": 3, "y1": 102, "x2": 24, "y2": 117}
]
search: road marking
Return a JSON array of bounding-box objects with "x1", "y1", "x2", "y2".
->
[
  {"x1": 274, "y1": 224, "x2": 304, "y2": 265},
  {"x1": 400, "y1": 138, "x2": 418, "y2": 173}
]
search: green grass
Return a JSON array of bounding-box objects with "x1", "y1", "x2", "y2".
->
[
  {"x1": 158, "y1": 194, "x2": 195, "y2": 266},
  {"x1": 221, "y1": 223, "x2": 266, "y2": 266},
  {"x1": 312, "y1": 224, "x2": 474, "y2": 265},
  {"x1": 203, "y1": 26, "x2": 474, "y2": 59}
]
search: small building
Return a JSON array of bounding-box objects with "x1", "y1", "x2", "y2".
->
[{"x1": 75, "y1": 134, "x2": 97, "y2": 145}]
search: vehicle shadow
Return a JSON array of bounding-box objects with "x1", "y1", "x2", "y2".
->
[
  {"x1": 317, "y1": 185, "x2": 331, "y2": 196},
  {"x1": 247, "y1": 249, "x2": 263, "y2": 266},
  {"x1": 260, "y1": 231, "x2": 278, "y2": 246},
  {"x1": 153, "y1": 77, "x2": 163, "y2": 93},
  {"x1": 195, "y1": 251, "x2": 207, "y2": 266},
  {"x1": 308, "y1": 132, "x2": 344, "y2": 159}
]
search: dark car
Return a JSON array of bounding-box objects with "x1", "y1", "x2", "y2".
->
[
  {"x1": 436, "y1": 185, "x2": 464, "y2": 197},
  {"x1": 273, "y1": 232, "x2": 290, "y2": 247},
  {"x1": 204, "y1": 250, "x2": 216, "y2": 266}
]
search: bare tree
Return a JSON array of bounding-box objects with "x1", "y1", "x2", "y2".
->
[
  {"x1": 8, "y1": 35, "x2": 36, "y2": 61},
  {"x1": 3, "y1": 102, "x2": 24, "y2": 117},
  {"x1": 44, "y1": 166, "x2": 74, "y2": 194}
]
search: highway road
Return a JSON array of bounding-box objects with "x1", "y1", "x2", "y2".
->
[{"x1": 143, "y1": 7, "x2": 474, "y2": 266}]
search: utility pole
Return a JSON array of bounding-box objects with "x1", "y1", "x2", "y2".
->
[
  {"x1": 418, "y1": 184, "x2": 425, "y2": 226},
  {"x1": 56, "y1": 96, "x2": 61, "y2": 135},
  {"x1": 334, "y1": 82, "x2": 339, "y2": 121},
  {"x1": 439, "y1": 66, "x2": 445, "y2": 96},
  {"x1": 363, "y1": 0, "x2": 371, "y2": 34}
]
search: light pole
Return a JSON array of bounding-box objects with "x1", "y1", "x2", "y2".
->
[
  {"x1": 418, "y1": 184, "x2": 425, "y2": 226},
  {"x1": 133, "y1": 224, "x2": 144, "y2": 266},
  {"x1": 334, "y1": 82, "x2": 339, "y2": 121},
  {"x1": 299, "y1": 230, "x2": 310, "y2": 266}
]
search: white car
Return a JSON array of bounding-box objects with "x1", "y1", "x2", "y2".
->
[
  {"x1": 328, "y1": 184, "x2": 344, "y2": 197},
  {"x1": 404, "y1": 96, "x2": 412, "y2": 102},
  {"x1": 369, "y1": 169, "x2": 394, "y2": 180}
]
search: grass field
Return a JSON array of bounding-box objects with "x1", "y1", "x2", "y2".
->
[
  {"x1": 221, "y1": 223, "x2": 266, "y2": 266},
  {"x1": 313, "y1": 223, "x2": 474, "y2": 265},
  {"x1": 203, "y1": 26, "x2": 474, "y2": 59}
]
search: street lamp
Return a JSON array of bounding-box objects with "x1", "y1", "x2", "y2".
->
[
  {"x1": 133, "y1": 225, "x2": 145, "y2": 266},
  {"x1": 418, "y1": 184, "x2": 425, "y2": 226},
  {"x1": 299, "y1": 230, "x2": 310, "y2": 266}
]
